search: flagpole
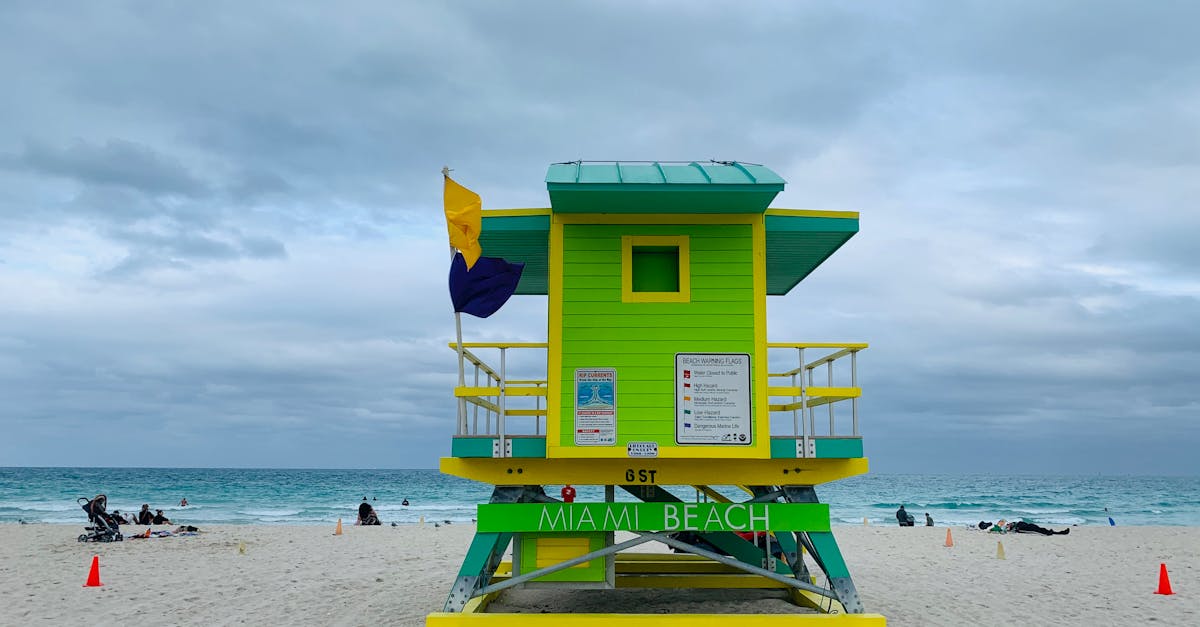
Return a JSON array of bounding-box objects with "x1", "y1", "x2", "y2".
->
[
  {"x1": 455, "y1": 307, "x2": 467, "y2": 436},
  {"x1": 445, "y1": 166, "x2": 469, "y2": 436}
]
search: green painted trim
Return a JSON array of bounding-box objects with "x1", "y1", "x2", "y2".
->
[
  {"x1": 482, "y1": 214, "x2": 552, "y2": 231},
  {"x1": 807, "y1": 532, "x2": 850, "y2": 579},
  {"x1": 518, "y1": 532, "x2": 607, "y2": 582},
  {"x1": 451, "y1": 438, "x2": 495, "y2": 458},
  {"x1": 770, "y1": 438, "x2": 797, "y2": 459},
  {"x1": 451, "y1": 437, "x2": 547, "y2": 459},
  {"x1": 478, "y1": 502, "x2": 830, "y2": 533},
  {"x1": 764, "y1": 215, "x2": 858, "y2": 233},
  {"x1": 771, "y1": 531, "x2": 802, "y2": 575},
  {"x1": 816, "y1": 438, "x2": 863, "y2": 459},
  {"x1": 511, "y1": 438, "x2": 547, "y2": 458},
  {"x1": 456, "y1": 532, "x2": 512, "y2": 577},
  {"x1": 549, "y1": 190, "x2": 780, "y2": 214}
]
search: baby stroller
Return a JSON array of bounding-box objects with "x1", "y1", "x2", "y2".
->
[{"x1": 78, "y1": 494, "x2": 123, "y2": 543}]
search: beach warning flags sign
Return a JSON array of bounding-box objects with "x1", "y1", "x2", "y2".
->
[
  {"x1": 83, "y1": 555, "x2": 102, "y2": 587},
  {"x1": 944, "y1": 528, "x2": 954, "y2": 547}
]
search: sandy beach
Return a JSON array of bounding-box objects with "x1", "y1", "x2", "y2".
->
[{"x1": 1, "y1": 523, "x2": 1196, "y2": 626}]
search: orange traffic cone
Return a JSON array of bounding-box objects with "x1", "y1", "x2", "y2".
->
[
  {"x1": 1155, "y1": 563, "x2": 1174, "y2": 595},
  {"x1": 944, "y1": 528, "x2": 954, "y2": 547},
  {"x1": 83, "y1": 555, "x2": 102, "y2": 587},
  {"x1": 333, "y1": 518, "x2": 343, "y2": 536}
]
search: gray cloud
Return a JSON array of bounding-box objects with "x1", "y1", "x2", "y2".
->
[{"x1": 9, "y1": 139, "x2": 208, "y2": 198}]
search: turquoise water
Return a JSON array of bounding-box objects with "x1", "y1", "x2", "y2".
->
[{"x1": 2, "y1": 468, "x2": 1198, "y2": 527}]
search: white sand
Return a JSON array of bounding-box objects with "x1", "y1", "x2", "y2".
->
[{"x1": 1, "y1": 523, "x2": 1196, "y2": 626}]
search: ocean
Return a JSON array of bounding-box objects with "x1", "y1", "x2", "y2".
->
[{"x1": 2, "y1": 467, "x2": 1198, "y2": 527}]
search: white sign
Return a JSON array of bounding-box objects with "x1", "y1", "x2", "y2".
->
[
  {"x1": 627, "y1": 441, "x2": 659, "y2": 458},
  {"x1": 574, "y1": 368, "x2": 616, "y2": 445},
  {"x1": 675, "y1": 353, "x2": 752, "y2": 445}
]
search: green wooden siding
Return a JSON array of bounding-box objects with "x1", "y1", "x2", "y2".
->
[{"x1": 558, "y1": 223, "x2": 757, "y2": 447}]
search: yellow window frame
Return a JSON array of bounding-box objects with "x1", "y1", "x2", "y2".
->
[{"x1": 621, "y1": 235, "x2": 690, "y2": 303}]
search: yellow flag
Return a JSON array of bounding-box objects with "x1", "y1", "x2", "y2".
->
[{"x1": 444, "y1": 175, "x2": 482, "y2": 269}]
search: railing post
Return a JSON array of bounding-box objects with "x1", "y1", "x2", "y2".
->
[
  {"x1": 498, "y1": 347, "x2": 507, "y2": 458},
  {"x1": 807, "y1": 364, "x2": 815, "y2": 439},
  {"x1": 535, "y1": 383, "x2": 543, "y2": 435},
  {"x1": 472, "y1": 364, "x2": 480, "y2": 435},
  {"x1": 455, "y1": 314, "x2": 466, "y2": 435},
  {"x1": 827, "y1": 360, "x2": 835, "y2": 436},
  {"x1": 799, "y1": 348, "x2": 808, "y2": 457},
  {"x1": 851, "y1": 350, "x2": 859, "y2": 436}
]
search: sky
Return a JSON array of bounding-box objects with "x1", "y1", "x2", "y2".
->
[{"x1": 1, "y1": 1, "x2": 1198, "y2": 474}]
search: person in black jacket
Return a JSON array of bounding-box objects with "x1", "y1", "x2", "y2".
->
[
  {"x1": 1007, "y1": 521, "x2": 1069, "y2": 535},
  {"x1": 896, "y1": 504, "x2": 915, "y2": 526},
  {"x1": 136, "y1": 504, "x2": 154, "y2": 525}
]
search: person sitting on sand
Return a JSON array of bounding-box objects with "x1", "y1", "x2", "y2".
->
[
  {"x1": 1007, "y1": 520, "x2": 1069, "y2": 536},
  {"x1": 925, "y1": 513, "x2": 934, "y2": 526},
  {"x1": 109, "y1": 510, "x2": 129, "y2": 525},
  {"x1": 896, "y1": 505, "x2": 914, "y2": 526},
  {"x1": 152, "y1": 509, "x2": 171, "y2": 525},
  {"x1": 137, "y1": 504, "x2": 154, "y2": 525},
  {"x1": 356, "y1": 502, "x2": 381, "y2": 526}
]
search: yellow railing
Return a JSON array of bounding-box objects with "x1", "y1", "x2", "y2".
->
[
  {"x1": 448, "y1": 341, "x2": 865, "y2": 457},
  {"x1": 448, "y1": 343, "x2": 548, "y2": 445},
  {"x1": 767, "y1": 342, "x2": 867, "y2": 443}
]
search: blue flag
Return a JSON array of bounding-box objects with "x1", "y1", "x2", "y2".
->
[{"x1": 449, "y1": 252, "x2": 524, "y2": 318}]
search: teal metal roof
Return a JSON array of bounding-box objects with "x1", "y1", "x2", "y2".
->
[{"x1": 546, "y1": 161, "x2": 785, "y2": 214}]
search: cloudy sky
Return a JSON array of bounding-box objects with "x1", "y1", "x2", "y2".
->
[{"x1": 2, "y1": 1, "x2": 1197, "y2": 474}]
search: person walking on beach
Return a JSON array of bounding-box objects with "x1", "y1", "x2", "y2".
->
[{"x1": 925, "y1": 513, "x2": 934, "y2": 526}]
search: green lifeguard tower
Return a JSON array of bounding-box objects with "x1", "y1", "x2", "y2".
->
[{"x1": 428, "y1": 161, "x2": 884, "y2": 625}]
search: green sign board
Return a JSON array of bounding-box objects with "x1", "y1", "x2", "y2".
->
[{"x1": 477, "y1": 502, "x2": 829, "y2": 533}]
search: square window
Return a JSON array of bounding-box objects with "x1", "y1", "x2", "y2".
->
[
  {"x1": 622, "y1": 235, "x2": 690, "y2": 303},
  {"x1": 632, "y1": 246, "x2": 680, "y2": 292}
]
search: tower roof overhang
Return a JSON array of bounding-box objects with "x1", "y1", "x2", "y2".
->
[{"x1": 478, "y1": 208, "x2": 858, "y2": 297}]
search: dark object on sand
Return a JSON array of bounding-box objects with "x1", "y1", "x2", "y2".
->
[{"x1": 1009, "y1": 521, "x2": 1069, "y2": 536}]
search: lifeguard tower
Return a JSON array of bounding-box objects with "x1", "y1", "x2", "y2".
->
[{"x1": 428, "y1": 161, "x2": 884, "y2": 625}]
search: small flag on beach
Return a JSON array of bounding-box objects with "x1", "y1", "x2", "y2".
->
[
  {"x1": 449, "y1": 253, "x2": 524, "y2": 318},
  {"x1": 443, "y1": 174, "x2": 482, "y2": 269}
]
